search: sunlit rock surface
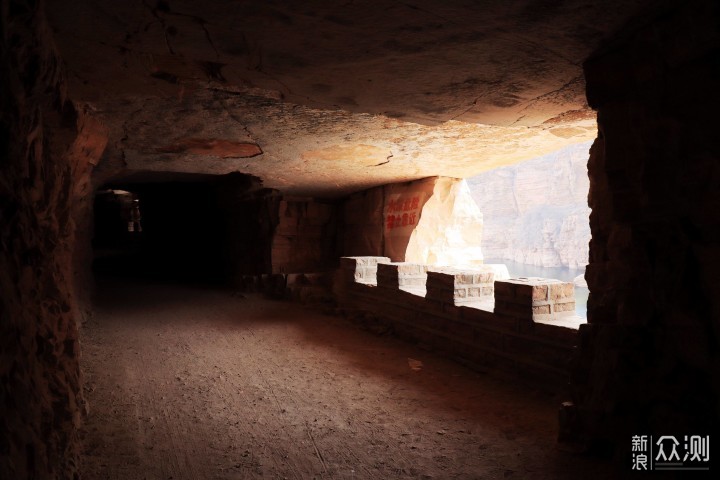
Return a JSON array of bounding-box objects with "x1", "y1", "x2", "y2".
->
[
  {"x1": 467, "y1": 142, "x2": 591, "y2": 268},
  {"x1": 41, "y1": 0, "x2": 656, "y2": 196},
  {"x1": 406, "y1": 178, "x2": 484, "y2": 267}
]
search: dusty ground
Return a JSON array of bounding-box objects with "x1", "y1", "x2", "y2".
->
[{"x1": 81, "y1": 278, "x2": 615, "y2": 479}]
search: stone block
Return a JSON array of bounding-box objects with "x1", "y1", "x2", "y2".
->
[
  {"x1": 532, "y1": 284, "x2": 549, "y2": 301},
  {"x1": 339, "y1": 256, "x2": 390, "y2": 284},
  {"x1": 425, "y1": 266, "x2": 495, "y2": 305},
  {"x1": 399, "y1": 276, "x2": 426, "y2": 287},
  {"x1": 377, "y1": 262, "x2": 428, "y2": 289},
  {"x1": 554, "y1": 301, "x2": 577, "y2": 313},
  {"x1": 474, "y1": 272, "x2": 494, "y2": 283},
  {"x1": 492, "y1": 281, "x2": 514, "y2": 297},
  {"x1": 548, "y1": 282, "x2": 574, "y2": 301},
  {"x1": 494, "y1": 277, "x2": 576, "y2": 322},
  {"x1": 340, "y1": 256, "x2": 390, "y2": 268}
]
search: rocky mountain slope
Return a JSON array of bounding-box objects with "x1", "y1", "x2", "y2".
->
[{"x1": 467, "y1": 142, "x2": 592, "y2": 268}]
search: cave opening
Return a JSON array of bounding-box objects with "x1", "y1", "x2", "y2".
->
[{"x1": 466, "y1": 141, "x2": 594, "y2": 318}]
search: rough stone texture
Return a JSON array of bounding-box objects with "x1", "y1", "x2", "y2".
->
[
  {"x1": 215, "y1": 179, "x2": 278, "y2": 279},
  {"x1": 382, "y1": 178, "x2": 437, "y2": 262},
  {"x1": 405, "y1": 178, "x2": 485, "y2": 267},
  {"x1": 565, "y1": 0, "x2": 720, "y2": 453},
  {"x1": 0, "y1": 2, "x2": 106, "y2": 478},
  {"x1": 468, "y1": 142, "x2": 592, "y2": 268},
  {"x1": 339, "y1": 177, "x2": 484, "y2": 265},
  {"x1": 340, "y1": 187, "x2": 384, "y2": 257},
  {"x1": 426, "y1": 267, "x2": 495, "y2": 305},
  {"x1": 43, "y1": 0, "x2": 655, "y2": 197},
  {"x1": 494, "y1": 278, "x2": 575, "y2": 321},
  {"x1": 271, "y1": 198, "x2": 339, "y2": 274}
]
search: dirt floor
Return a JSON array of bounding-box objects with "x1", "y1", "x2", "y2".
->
[{"x1": 80, "y1": 278, "x2": 616, "y2": 480}]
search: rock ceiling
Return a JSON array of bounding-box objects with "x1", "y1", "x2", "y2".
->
[{"x1": 46, "y1": 0, "x2": 651, "y2": 197}]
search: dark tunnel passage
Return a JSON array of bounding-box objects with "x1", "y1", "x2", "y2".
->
[{"x1": 92, "y1": 172, "x2": 278, "y2": 285}]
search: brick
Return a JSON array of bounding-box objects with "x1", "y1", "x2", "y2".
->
[
  {"x1": 426, "y1": 267, "x2": 495, "y2": 304},
  {"x1": 494, "y1": 277, "x2": 576, "y2": 321},
  {"x1": 377, "y1": 262, "x2": 428, "y2": 290},
  {"x1": 550, "y1": 283, "x2": 575, "y2": 301},
  {"x1": 554, "y1": 301, "x2": 577, "y2": 313},
  {"x1": 532, "y1": 284, "x2": 549, "y2": 301},
  {"x1": 399, "y1": 277, "x2": 425, "y2": 287},
  {"x1": 458, "y1": 273, "x2": 475, "y2": 284},
  {"x1": 339, "y1": 256, "x2": 391, "y2": 285},
  {"x1": 474, "y1": 272, "x2": 494, "y2": 283}
]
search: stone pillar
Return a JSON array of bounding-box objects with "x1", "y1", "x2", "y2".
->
[
  {"x1": 425, "y1": 267, "x2": 494, "y2": 305},
  {"x1": 376, "y1": 262, "x2": 428, "y2": 289},
  {"x1": 0, "y1": 1, "x2": 106, "y2": 478},
  {"x1": 494, "y1": 278, "x2": 575, "y2": 321},
  {"x1": 338, "y1": 256, "x2": 390, "y2": 285},
  {"x1": 564, "y1": 0, "x2": 720, "y2": 454}
]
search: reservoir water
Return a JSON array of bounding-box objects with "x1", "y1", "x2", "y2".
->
[{"x1": 484, "y1": 258, "x2": 588, "y2": 318}]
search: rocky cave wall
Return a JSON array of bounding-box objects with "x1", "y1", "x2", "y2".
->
[
  {"x1": 565, "y1": 0, "x2": 720, "y2": 454},
  {"x1": 338, "y1": 177, "x2": 442, "y2": 262},
  {"x1": 216, "y1": 180, "x2": 278, "y2": 280},
  {"x1": 271, "y1": 198, "x2": 340, "y2": 274},
  {"x1": 0, "y1": 1, "x2": 106, "y2": 478},
  {"x1": 270, "y1": 177, "x2": 473, "y2": 275},
  {"x1": 336, "y1": 176, "x2": 486, "y2": 266},
  {"x1": 405, "y1": 178, "x2": 485, "y2": 267},
  {"x1": 270, "y1": 177, "x2": 438, "y2": 275},
  {"x1": 340, "y1": 188, "x2": 385, "y2": 258}
]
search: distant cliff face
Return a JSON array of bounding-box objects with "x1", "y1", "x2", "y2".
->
[{"x1": 467, "y1": 142, "x2": 592, "y2": 268}]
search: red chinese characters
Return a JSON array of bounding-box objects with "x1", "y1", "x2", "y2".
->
[{"x1": 385, "y1": 196, "x2": 420, "y2": 230}]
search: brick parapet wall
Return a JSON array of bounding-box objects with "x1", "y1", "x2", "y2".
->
[{"x1": 335, "y1": 257, "x2": 582, "y2": 393}]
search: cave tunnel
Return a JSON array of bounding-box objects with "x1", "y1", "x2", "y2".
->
[
  {"x1": 92, "y1": 172, "x2": 274, "y2": 285},
  {"x1": 1, "y1": 0, "x2": 719, "y2": 479}
]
